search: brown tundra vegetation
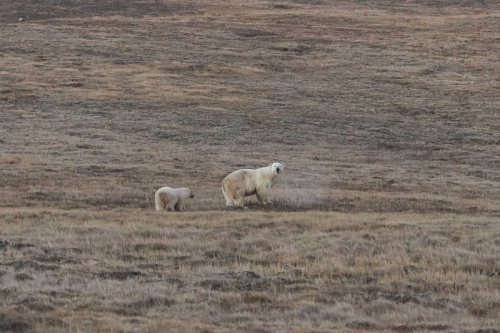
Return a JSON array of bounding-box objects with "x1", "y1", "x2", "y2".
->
[{"x1": 0, "y1": 0, "x2": 499, "y2": 332}]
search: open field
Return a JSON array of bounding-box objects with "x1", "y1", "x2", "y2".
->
[
  {"x1": 0, "y1": 209, "x2": 499, "y2": 332},
  {"x1": 1, "y1": 0, "x2": 499, "y2": 332}
]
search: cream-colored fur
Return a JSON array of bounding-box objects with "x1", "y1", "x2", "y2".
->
[
  {"x1": 222, "y1": 162, "x2": 284, "y2": 208},
  {"x1": 155, "y1": 187, "x2": 195, "y2": 212}
]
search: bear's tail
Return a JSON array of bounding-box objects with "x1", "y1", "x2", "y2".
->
[{"x1": 222, "y1": 181, "x2": 234, "y2": 206}]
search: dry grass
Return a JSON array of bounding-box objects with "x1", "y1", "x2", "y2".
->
[
  {"x1": 1, "y1": 209, "x2": 499, "y2": 332},
  {"x1": 0, "y1": 0, "x2": 499, "y2": 332}
]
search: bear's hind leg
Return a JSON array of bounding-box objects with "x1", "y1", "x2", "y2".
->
[
  {"x1": 222, "y1": 186, "x2": 234, "y2": 206},
  {"x1": 155, "y1": 198, "x2": 164, "y2": 211},
  {"x1": 155, "y1": 192, "x2": 168, "y2": 211},
  {"x1": 232, "y1": 186, "x2": 248, "y2": 209},
  {"x1": 166, "y1": 199, "x2": 176, "y2": 212}
]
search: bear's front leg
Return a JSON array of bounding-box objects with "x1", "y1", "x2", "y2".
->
[
  {"x1": 256, "y1": 188, "x2": 271, "y2": 205},
  {"x1": 175, "y1": 202, "x2": 184, "y2": 212}
]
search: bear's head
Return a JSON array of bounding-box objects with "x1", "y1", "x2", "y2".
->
[
  {"x1": 271, "y1": 162, "x2": 284, "y2": 175},
  {"x1": 189, "y1": 189, "x2": 195, "y2": 198}
]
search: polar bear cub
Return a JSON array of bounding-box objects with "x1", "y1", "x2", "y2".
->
[
  {"x1": 222, "y1": 162, "x2": 284, "y2": 208},
  {"x1": 155, "y1": 187, "x2": 195, "y2": 212}
]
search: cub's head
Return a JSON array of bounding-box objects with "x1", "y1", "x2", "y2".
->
[
  {"x1": 182, "y1": 188, "x2": 195, "y2": 198},
  {"x1": 271, "y1": 162, "x2": 284, "y2": 175}
]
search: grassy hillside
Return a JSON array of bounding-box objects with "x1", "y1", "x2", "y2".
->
[{"x1": 0, "y1": 0, "x2": 499, "y2": 332}]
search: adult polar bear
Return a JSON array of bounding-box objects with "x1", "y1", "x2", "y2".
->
[
  {"x1": 222, "y1": 162, "x2": 284, "y2": 208},
  {"x1": 155, "y1": 187, "x2": 195, "y2": 212}
]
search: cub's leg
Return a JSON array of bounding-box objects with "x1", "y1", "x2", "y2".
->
[{"x1": 174, "y1": 200, "x2": 184, "y2": 212}]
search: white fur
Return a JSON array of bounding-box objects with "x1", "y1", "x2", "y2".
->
[
  {"x1": 222, "y1": 162, "x2": 284, "y2": 208},
  {"x1": 155, "y1": 187, "x2": 194, "y2": 212}
]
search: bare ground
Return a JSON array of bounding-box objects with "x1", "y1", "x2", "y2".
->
[{"x1": 0, "y1": 0, "x2": 499, "y2": 332}]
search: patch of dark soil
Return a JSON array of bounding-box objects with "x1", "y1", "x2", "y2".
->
[
  {"x1": 0, "y1": 288, "x2": 17, "y2": 298},
  {"x1": 402, "y1": 265, "x2": 423, "y2": 275},
  {"x1": 96, "y1": 271, "x2": 142, "y2": 280},
  {"x1": 17, "y1": 298, "x2": 55, "y2": 312},
  {"x1": 328, "y1": 271, "x2": 379, "y2": 285},
  {"x1": 233, "y1": 28, "x2": 276, "y2": 38},
  {"x1": 110, "y1": 297, "x2": 176, "y2": 316},
  {"x1": 0, "y1": 240, "x2": 9, "y2": 251},
  {"x1": 120, "y1": 254, "x2": 145, "y2": 262},
  {"x1": 136, "y1": 263, "x2": 169, "y2": 270},
  {"x1": 390, "y1": 292, "x2": 432, "y2": 304},
  {"x1": 142, "y1": 277, "x2": 184, "y2": 287},
  {"x1": 229, "y1": 270, "x2": 261, "y2": 279},
  {"x1": 415, "y1": 0, "x2": 494, "y2": 8},
  {"x1": 198, "y1": 278, "x2": 231, "y2": 291},
  {"x1": 1, "y1": 1, "x2": 199, "y2": 21},
  {"x1": 75, "y1": 165, "x2": 140, "y2": 177},
  {"x1": 22, "y1": 191, "x2": 66, "y2": 207},
  {"x1": 242, "y1": 291, "x2": 273, "y2": 304},
  {"x1": 41, "y1": 290, "x2": 81, "y2": 299},
  {"x1": 14, "y1": 273, "x2": 33, "y2": 281},
  {"x1": 475, "y1": 329, "x2": 499, "y2": 333},
  {"x1": 129, "y1": 296, "x2": 176, "y2": 309},
  {"x1": 347, "y1": 320, "x2": 378, "y2": 330},
  {"x1": 204, "y1": 250, "x2": 248, "y2": 263},
  {"x1": 8, "y1": 260, "x2": 59, "y2": 271},
  {"x1": 0, "y1": 312, "x2": 32, "y2": 333},
  {"x1": 369, "y1": 289, "x2": 432, "y2": 305},
  {"x1": 255, "y1": 221, "x2": 279, "y2": 228},
  {"x1": 62, "y1": 82, "x2": 84, "y2": 88},
  {"x1": 468, "y1": 301, "x2": 500, "y2": 318},
  {"x1": 133, "y1": 243, "x2": 172, "y2": 252},
  {"x1": 199, "y1": 271, "x2": 272, "y2": 292},
  {"x1": 272, "y1": 4, "x2": 293, "y2": 9},
  {"x1": 392, "y1": 324, "x2": 451, "y2": 332},
  {"x1": 246, "y1": 259, "x2": 278, "y2": 267},
  {"x1": 11, "y1": 242, "x2": 35, "y2": 249},
  {"x1": 60, "y1": 247, "x2": 83, "y2": 254},
  {"x1": 36, "y1": 255, "x2": 79, "y2": 264},
  {"x1": 275, "y1": 277, "x2": 317, "y2": 292},
  {"x1": 23, "y1": 191, "x2": 60, "y2": 201}
]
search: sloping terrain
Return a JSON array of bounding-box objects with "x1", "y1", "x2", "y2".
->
[{"x1": 0, "y1": 0, "x2": 499, "y2": 332}]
